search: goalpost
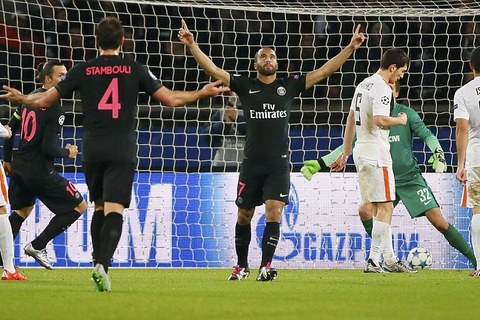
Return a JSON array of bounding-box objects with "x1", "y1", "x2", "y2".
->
[{"x1": 0, "y1": 0, "x2": 478, "y2": 269}]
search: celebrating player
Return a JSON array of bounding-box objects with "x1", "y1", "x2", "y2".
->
[
  {"x1": 303, "y1": 81, "x2": 477, "y2": 272},
  {"x1": 179, "y1": 19, "x2": 365, "y2": 281},
  {"x1": 1, "y1": 60, "x2": 87, "y2": 271},
  {"x1": 454, "y1": 46, "x2": 480, "y2": 276},
  {"x1": 331, "y1": 48, "x2": 411, "y2": 273},
  {"x1": 0, "y1": 17, "x2": 229, "y2": 291}
]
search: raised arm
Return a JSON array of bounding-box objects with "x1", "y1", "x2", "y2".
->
[
  {"x1": 305, "y1": 24, "x2": 365, "y2": 90},
  {"x1": 178, "y1": 20, "x2": 231, "y2": 86},
  {"x1": 0, "y1": 85, "x2": 60, "y2": 109}
]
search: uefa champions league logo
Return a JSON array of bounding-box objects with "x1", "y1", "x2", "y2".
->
[{"x1": 283, "y1": 185, "x2": 299, "y2": 231}]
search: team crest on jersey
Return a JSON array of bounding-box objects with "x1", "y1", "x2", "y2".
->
[
  {"x1": 58, "y1": 115, "x2": 65, "y2": 126},
  {"x1": 277, "y1": 86, "x2": 286, "y2": 96},
  {"x1": 381, "y1": 96, "x2": 390, "y2": 105}
]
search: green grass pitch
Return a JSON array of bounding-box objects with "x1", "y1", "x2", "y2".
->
[{"x1": 1, "y1": 268, "x2": 479, "y2": 320}]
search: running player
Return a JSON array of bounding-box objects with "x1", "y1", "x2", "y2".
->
[
  {"x1": 179, "y1": 20, "x2": 365, "y2": 281},
  {"x1": 0, "y1": 17, "x2": 228, "y2": 291},
  {"x1": 2, "y1": 60, "x2": 86, "y2": 271}
]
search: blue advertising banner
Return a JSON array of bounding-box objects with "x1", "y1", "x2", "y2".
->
[{"x1": 13, "y1": 172, "x2": 473, "y2": 269}]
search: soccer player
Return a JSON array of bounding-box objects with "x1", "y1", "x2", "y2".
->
[
  {"x1": 302, "y1": 81, "x2": 477, "y2": 271},
  {"x1": 2, "y1": 60, "x2": 87, "y2": 271},
  {"x1": 331, "y1": 48, "x2": 410, "y2": 273},
  {"x1": 0, "y1": 123, "x2": 26, "y2": 280},
  {"x1": 178, "y1": 20, "x2": 365, "y2": 281},
  {"x1": 0, "y1": 17, "x2": 229, "y2": 292},
  {"x1": 454, "y1": 46, "x2": 480, "y2": 276}
]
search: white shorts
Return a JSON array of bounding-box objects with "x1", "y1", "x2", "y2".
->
[
  {"x1": 462, "y1": 167, "x2": 480, "y2": 208},
  {"x1": 354, "y1": 155, "x2": 395, "y2": 203},
  {"x1": 0, "y1": 165, "x2": 8, "y2": 206}
]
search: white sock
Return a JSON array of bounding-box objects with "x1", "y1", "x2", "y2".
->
[
  {"x1": 368, "y1": 219, "x2": 388, "y2": 265},
  {"x1": 0, "y1": 214, "x2": 15, "y2": 273},
  {"x1": 382, "y1": 224, "x2": 397, "y2": 265},
  {"x1": 471, "y1": 214, "x2": 480, "y2": 270}
]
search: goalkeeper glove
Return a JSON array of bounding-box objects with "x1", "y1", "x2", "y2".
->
[
  {"x1": 301, "y1": 160, "x2": 322, "y2": 181},
  {"x1": 428, "y1": 148, "x2": 447, "y2": 173}
]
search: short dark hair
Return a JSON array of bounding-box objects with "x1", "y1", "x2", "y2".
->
[
  {"x1": 470, "y1": 47, "x2": 480, "y2": 73},
  {"x1": 96, "y1": 17, "x2": 124, "y2": 50},
  {"x1": 254, "y1": 47, "x2": 276, "y2": 62},
  {"x1": 35, "y1": 60, "x2": 64, "y2": 83},
  {"x1": 379, "y1": 48, "x2": 410, "y2": 70}
]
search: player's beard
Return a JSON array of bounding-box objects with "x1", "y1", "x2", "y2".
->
[{"x1": 257, "y1": 64, "x2": 277, "y2": 76}]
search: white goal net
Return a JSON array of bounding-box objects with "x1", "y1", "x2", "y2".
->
[{"x1": 0, "y1": 0, "x2": 478, "y2": 269}]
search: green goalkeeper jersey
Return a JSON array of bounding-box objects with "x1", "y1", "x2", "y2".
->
[
  {"x1": 319, "y1": 103, "x2": 442, "y2": 182},
  {"x1": 389, "y1": 102, "x2": 437, "y2": 185}
]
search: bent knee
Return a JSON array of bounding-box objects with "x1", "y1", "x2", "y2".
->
[
  {"x1": 237, "y1": 208, "x2": 254, "y2": 224},
  {"x1": 358, "y1": 203, "x2": 374, "y2": 221}
]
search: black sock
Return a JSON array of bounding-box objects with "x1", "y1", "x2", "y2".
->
[
  {"x1": 31, "y1": 210, "x2": 81, "y2": 250},
  {"x1": 235, "y1": 222, "x2": 251, "y2": 268},
  {"x1": 260, "y1": 222, "x2": 280, "y2": 268},
  {"x1": 9, "y1": 211, "x2": 25, "y2": 239},
  {"x1": 90, "y1": 210, "x2": 105, "y2": 264},
  {"x1": 98, "y1": 212, "x2": 123, "y2": 272}
]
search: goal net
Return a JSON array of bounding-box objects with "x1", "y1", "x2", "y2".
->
[{"x1": 0, "y1": 0, "x2": 478, "y2": 269}]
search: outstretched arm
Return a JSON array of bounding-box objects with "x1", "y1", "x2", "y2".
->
[
  {"x1": 305, "y1": 24, "x2": 365, "y2": 90},
  {"x1": 0, "y1": 85, "x2": 60, "y2": 108},
  {"x1": 301, "y1": 136, "x2": 359, "y2": 180},
  {"x1": 178, "y1": 20, "x2": 230, "y2": 86},
  {"x1": 152, "y1": 79, "x2": 229, "y2": 107}
]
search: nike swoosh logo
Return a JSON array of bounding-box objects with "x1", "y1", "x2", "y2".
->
[
  {"x1": 249, "y1": 89, "x2": 260, "y2": 94},
  {"x1": 280, "y1": 193, "x2": 288, "y2": 197},
  {"x1": 424, "y1": 200, "x2": 432, "y2": 206}
]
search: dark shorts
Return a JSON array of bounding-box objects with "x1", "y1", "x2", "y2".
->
[
  {"x1": 235, "y1": 158, "x2": 290, "y2": 209},
  {"x1": 9, "y1": 171, "x2": 84, "y2": 214},
  {"x1": 393, "y1": 174, "x2": 439, "y2": 218},
  {"x1": 83, "y1": 161, "x2": 135, "y2": 208}
]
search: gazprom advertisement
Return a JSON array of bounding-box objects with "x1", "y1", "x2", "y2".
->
[{"x1": 14, "y1": 172, "x2": 473, "y2": 269}]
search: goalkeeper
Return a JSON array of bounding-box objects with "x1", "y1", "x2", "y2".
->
[{"x1": 302, "y1": 81, "x2": 477, "y2": 270}]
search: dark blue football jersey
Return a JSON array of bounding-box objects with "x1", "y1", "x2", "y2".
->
[
  {"x1": 230, "y1": 74, "x2": 305, "y2": 159},
  {"x1": 56, "y1": 55, "x2": 163, "y2": 162},
  {"x1": 8, "y1": 87, "x2": 69, "y2": 177}
]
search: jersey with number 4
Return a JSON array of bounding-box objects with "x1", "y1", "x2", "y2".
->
[
  {"x1": 351, "y1": 73, "x2": 393, "y2": 167},
  {"x1": 55, "y1": 55, "x2": 163, "y2": 162}
]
